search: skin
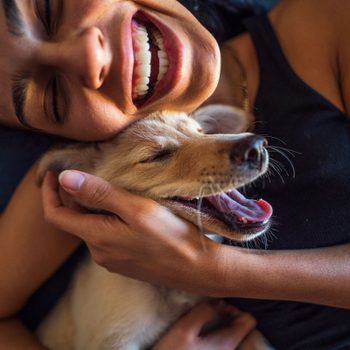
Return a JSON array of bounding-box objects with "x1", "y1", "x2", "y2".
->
[
  {"x1": 152, "y1": 302, "x2": 257, "y2": 350},
  {"x1": 0, "y1": 0, "x2": 244, "y2": 348},
  {"x1": 1, "y1": 0, "x2": 350, "y2": 348},
  {"x1": 0, "y1": 167, "x2": 255, "y2": 350},
  {"x1": 0, "y1": 0, "x2": 220, "y2": 139}
]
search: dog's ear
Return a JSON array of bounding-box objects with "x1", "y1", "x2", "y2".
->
[
  {"x1": 192, "y1": 104, "x2": 249, "y2": 134},
  {"x1": 36, "y1": 143, "x2": 100, "y2": 186}
]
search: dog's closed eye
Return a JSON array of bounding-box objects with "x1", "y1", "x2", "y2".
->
[{"x1": 140, "y1": 149, "x2": 174, "y2": 163}]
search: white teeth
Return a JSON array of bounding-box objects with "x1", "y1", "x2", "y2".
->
[
  {"x1": 132, "y1": 23, "x2": 151, "y2": 100},
  {"x1": 159, "y1": 65, "x2": 168, "y2": 75},
  {"x1": 132, "y1": 21, "x2": 169, "y2": 101},
  {"x1": 136, "y1": 77, "x2": 149, "y2": 85},
  {"x1": 158, "y1": 51, "x2": 167, "y2": 60},
  {"x1": 135, "y1": 61, "x2": 151, "y2": 78},
  {"x1": 141, "y1": 50, "x2": 152, "y2": 62},
  {"x1": 153, "y1": 31, "x2": 169, "y2": 83},
  {"x1": 153, "y1": 32, "x2": 165, "y2": 51}
]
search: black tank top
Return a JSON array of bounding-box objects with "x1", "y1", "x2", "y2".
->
[{"x1": 228, "y1": 14, "x2": 350, "y2": 350}]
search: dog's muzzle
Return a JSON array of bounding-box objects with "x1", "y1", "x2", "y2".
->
[{"x1": 230, "y1": 135, "x2": 267, "y2": 170}]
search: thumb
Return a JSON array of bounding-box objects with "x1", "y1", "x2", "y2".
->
[
  {"x1": 58, "y1": 170, "x2": 135, "y2": 220},
  {"x1": 172, "y1": 302, "x2": 219, "y2": 335}
]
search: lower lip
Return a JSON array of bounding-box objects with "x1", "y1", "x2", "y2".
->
[{"x1": 132, "y1": 12, "x2": 184, "y2": 107}]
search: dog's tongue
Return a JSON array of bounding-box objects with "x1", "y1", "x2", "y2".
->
[{"x1": 207, "y1": 189, "x2": 273, "y2": 223}]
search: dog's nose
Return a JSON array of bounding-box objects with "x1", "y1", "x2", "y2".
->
[{"x1": 230, "y1": 135, "x2": 267, "y2": 168}]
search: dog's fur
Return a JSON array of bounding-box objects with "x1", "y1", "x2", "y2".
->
[{"x1": 36, "y1": 105, "x2": 274, "y2": 350}]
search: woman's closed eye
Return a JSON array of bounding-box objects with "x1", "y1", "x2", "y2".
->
[
  {"x1": 43, "y1": 75, "x2": 68, "y2": 124},
  {"x1": 33, "y1": 0, "x2": 67, "y2": 124},
  {"x1": 34, "y1": 0, "x2": 63, "y2": 37}
]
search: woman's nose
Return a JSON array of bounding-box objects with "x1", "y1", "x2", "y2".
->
[{"x1": 36, "y1": 27, "x2": 111, "y2": 89}]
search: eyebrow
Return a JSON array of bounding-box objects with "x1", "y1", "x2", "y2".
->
[
  {"x1": 6, "y1": 0, "x2": 66, "y2": 129},
  {"x1": 1, "y1": 0, "x2": 25, "y2": 36},
  {"x1": 11, "y1": 75, "x2": 33, "y2": 128},
  {"x1": 2, "y1": 0, "x2": 33, "y2": 127}
]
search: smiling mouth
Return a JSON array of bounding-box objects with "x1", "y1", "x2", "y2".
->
[{"x1": 131, "y1": 13, "x2": 169, "y2": 107}]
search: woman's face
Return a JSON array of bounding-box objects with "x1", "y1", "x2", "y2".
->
[{"x1": 0, "y1": 0, "x2": 220, "y2": 140}]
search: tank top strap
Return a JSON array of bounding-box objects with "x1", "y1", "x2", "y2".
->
[
  {"x1": 243, "y1": 13, "x2": 290, "y2": 82},
  {"x1": 243, "y1": 13, "x2": 345, "y2": 120}
]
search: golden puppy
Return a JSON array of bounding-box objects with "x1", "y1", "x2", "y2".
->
[{"x1": 36, "y1": 105, "x2": 273, "y2": 350}]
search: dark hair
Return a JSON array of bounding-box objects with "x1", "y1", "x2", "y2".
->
[{"x1": 179, "y1": 0, "x2": 278, "y2": 43}]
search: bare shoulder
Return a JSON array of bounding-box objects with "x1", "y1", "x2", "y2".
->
[
  {"x1": 269, "y1": 0, "x2": 349, "y2": 113},
  {"x1": 273, "y1": 0, "x2": 350, "y2": 46},
  {"x1": 272, "y1": 0, "x2": 348, "y2": 27}
]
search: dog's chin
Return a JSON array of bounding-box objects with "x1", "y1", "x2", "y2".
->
[{"x1": 159, "y1": 190, "x2": 272, "y2": 242}]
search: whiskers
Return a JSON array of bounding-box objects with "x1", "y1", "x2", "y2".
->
[
  {"x1": 227, "y1": 222, "x2": 277, "y2": 250},
  {"x1": 195, "y1": 185, "x2": 208, "y2": 252},
  {"x1": 263, "y1": 137, "x2": 300, "y2": 184},
  {"x1": 194, "y1": 182, "x2": 227, "y2": 252}
]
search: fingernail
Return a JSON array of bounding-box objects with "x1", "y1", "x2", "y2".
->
[{"x1": 59, "y1": 170, "x2": 85, "y2": 191}]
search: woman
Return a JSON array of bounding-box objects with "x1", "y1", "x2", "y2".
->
[
  {"x1": 1, "y1": 0, "x2": 350, "y2": 348},
  {"x1": 0, "y1": 0, "x2": 266, "y2": 348}
]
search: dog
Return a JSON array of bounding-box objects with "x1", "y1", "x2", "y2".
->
[{"x1": 36, "y1": 105, "x2": 274, "y2": 350}]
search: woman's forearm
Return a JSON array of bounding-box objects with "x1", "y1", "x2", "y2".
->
[
  {"x1": 210, "y1": 243, "x2": 350, "y2": 308},
  {"x1": 0, "y1": 318, "x2": 47, "y2": 350},
  {"x1": 42, "y1": 172, "x2": 350, "y2": 309}
]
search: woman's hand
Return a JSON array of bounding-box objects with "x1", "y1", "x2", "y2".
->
[
  {"x1": 153, "y1": 302, "x2": 256, "y2": 350},
  {"x1": 42, "y1": 170, "x2": 350, "y2": 308},
  {"x1": 41, "y1": 170, "x2": 222, "y2": 294}
]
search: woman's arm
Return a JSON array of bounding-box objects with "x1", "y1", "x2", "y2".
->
[
  {"x1": 215, "y1": 243, "x2": 350, "y2": 309},
  {"x1": 0, "y1": 164, "x2": 81, "y2": 348},
  {"x1": 42, "y1": 170, "x2": 350, "y2": 309},
  {"x1": 0, "y1": 164, "x2": 259, "y2": 350},
  {"x1": 0, "y1": 318, "x2": 47, "y2": 350}
]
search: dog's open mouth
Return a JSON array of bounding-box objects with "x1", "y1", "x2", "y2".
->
[
  {"x1": 163, "y1": 189, "x2": 273, "y2": 241},
  {"x1": 173, "y1": 190, "x2": 272, "y2": 226}
]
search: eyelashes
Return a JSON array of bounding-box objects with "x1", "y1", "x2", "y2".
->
[
  {"x1": 35, "y1": 0, "x2": 67, "y2": 124},
  {"x1": 43, "y1": 75, "x2": 68, "y2": 125},
  {"x1": 3, "y1": 0, "x2": 25, "y2": 36},
  {"x1": 34, "y1": 0, "x2": 63, "y2": 37},
  {"x1": 140, "y1": 149, "x2": 174, "y2": 163},
  {"x1": 11, "y1": 73, "x2": 32, "y2": 128},
  {"x1": 34, "y1": 0, "x2": 51, "y2": 35}
]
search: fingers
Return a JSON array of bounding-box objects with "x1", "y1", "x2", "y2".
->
[
  {"x1": 205, "y1": 308, "x2": 257, "y2": 349},
  {"x1": 58, "y1": 170, "x2": 129, "y2": 218},
  {"x1": 42, "y1": 171, "x2": 61, "y2": 209},
  {"x1": 154, "y1": 302, "x2": 257, "y2": 350},
  {"x1": 56, "y1": 170, "x2": 192, "y2": 237},
  {"x1": 172, "y1": 302, "x2": 220, "y2": 335},
  {"x1": 41, "y1": 171, "x2": 123, "y2": 242},
  {"x1": 57, "y1": 170, "x2": 159, "y2": 222}
]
